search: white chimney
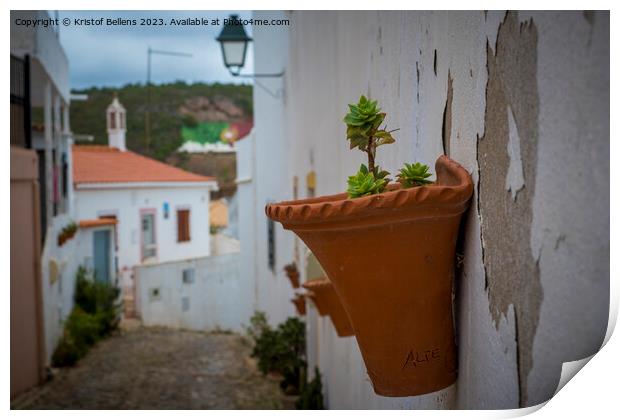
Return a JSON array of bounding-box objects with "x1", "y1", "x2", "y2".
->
[{"x1": 106, "y1": 95, "x2": 126, "y2": 151}]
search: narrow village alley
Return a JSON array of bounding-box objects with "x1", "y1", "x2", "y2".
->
[
  {"x1": 9, "y1": 9, "x2": 610, "y2": 411},
  {"x1": 12, "y1": 323, "x2": 291, "y2": 409}
]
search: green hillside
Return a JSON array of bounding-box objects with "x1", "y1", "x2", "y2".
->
[{"x1": 70, "y1": 81, "x2": 252, "y2": 161}]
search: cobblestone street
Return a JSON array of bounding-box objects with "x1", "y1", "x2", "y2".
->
[{"x1": 13, "y1": 324, "x2": 291, "y2": 409}]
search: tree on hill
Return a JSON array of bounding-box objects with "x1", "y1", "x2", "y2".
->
[{"x1": 69, "y1": 81, "x2": 253, "y2": 162}]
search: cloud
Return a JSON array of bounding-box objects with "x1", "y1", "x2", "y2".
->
[{"x1": 58, "y1": 10, "x2": 254, "y2": 89}]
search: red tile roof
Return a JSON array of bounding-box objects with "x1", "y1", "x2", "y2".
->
[
  {"x1": 73, "y1": 145, "x2": 215, "y2": 185},
  {"x1": 79, "y1": 218, "x2": 117, "y2": 228}
]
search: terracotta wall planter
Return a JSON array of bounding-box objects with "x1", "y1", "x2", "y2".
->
[
  {"x1": 291, "y1": 293, "x2": 306, "y2": 316},
  {"x1": 57, "y1": 229, "x2": 77, "y2": 247},
  {"x1": 266, "y1": 156, "x2": 473, "y2": 397},
  {"x1": 284, "y1": 263, "x2": 300, "y2": 289},
  {"x1": 303, "y1": 277, "x2": 354, "y2": 337}
]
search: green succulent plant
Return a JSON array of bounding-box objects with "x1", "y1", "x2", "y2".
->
[
  {"x1": 397, "y1": 162, "x2": 433, "y2": 187},
  {"x1": 343, "y1": 95, "x2": 397, "y2": 175},
  {"x1": 347, "y1": 164, "x2": 390, "y2": 198},
  {"x1": 342, "y1": 95, "x2": 426, "y2": 199}
]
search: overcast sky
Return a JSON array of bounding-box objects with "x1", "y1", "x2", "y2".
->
[{"x1": 57, "y1": 10, "x2": 254, "y2": 90}]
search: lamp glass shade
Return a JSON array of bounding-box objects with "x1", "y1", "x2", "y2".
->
[{"x1": 221, "y1": 40, "x2": 248, "y2": 68}]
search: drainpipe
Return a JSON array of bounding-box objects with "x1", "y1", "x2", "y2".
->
[
  {"x1": 251, "y1": 131, "x2": 259, "y2": 312},
  {"x1": 53, "y1": 94, "x2": 62, "y2": 214},
  {"x1": 43, "y1": 82, "x2": 53, "y2": 232}
]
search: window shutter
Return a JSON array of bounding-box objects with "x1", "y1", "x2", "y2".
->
[
  {"x1": 177, "y1": 209, "x2": 190, "y2": 242},
  {"x1": 177, "y1": 211, "x2": 182, "y2": 241}
]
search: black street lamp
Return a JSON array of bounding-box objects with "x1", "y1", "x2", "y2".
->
[
  {"x1": 216, "y1": 14, "x2": 251, "y2": 74},
  {"x1": 216, "y1": 14, "x2": 284, "y2": 78}
]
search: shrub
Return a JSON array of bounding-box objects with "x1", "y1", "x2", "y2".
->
[
  {"x1": 246, "y1": 311, "x2": 270, "y2": 343},
  {"x1": 275, "y1": 317, "x2": 306, "y2": 392},
  {"x1": 74, "y1": 266, "x2": 121, "y2": 335},
  {"x1": 51, "y1": 266, "x2": 121, "y2": 368},
  {"x1": 247, "y1": 311, "x2": 307, "y2": 393},
  {"x1": 51, "y1": 333, "x2": 82, "y2": 367},
  {"x1": 66, "y1": 308, "x2": 101, "y2": 350},
  {"x1": 296, "y1": 367, "x2": 324, "y2": 410},
  {"x1": 247, "y1": 312, "x2": 282, "y2": 375}
]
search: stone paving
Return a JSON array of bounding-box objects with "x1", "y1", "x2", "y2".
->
[{"x1": 14, "y1": 324, "x2": 292, "y2": 409}]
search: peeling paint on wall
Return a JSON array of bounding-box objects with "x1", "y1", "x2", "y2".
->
[
  {"x1": 442, "y1": 72, "x2": 453, "y2": 157},
  {"x1": 505, "y1": 105, "x2": 525, "y2": 200},
  {"x1": 476, "y1": 11, "x2": 543, "y2": 408},
  {"x1": 416, "y1": 61, "x2": 420, "y2": 103}
]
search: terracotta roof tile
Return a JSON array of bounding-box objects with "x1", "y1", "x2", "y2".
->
[
  {"x1": 79, "y1": 218, "x2": 118, "y2": 228},
  {"x1": 73, "y1": 145, "x2": 215, "y2": 185}
]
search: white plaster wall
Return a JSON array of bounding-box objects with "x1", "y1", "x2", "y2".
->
[
  {"x1": 234, "y1": 133, "x2": 261, "y2": 329},
  {"x1": 40, "y1": 215, "x2": 76, "y2": 363},
  {"x1": 136, "y1": 253, "x2": 245, "y2": 332},
  {"x1": 523, "y1": 10, "x2": 610, "y2": 407},
  {"x1": 249, "y1": 11, "x2": 297, "y2": 327},
  {"x1": 210, "y1": 233, "x2": 240, "y2": 256},
  {"x1": 255, "y1": 10, "x2": 608, "y2": 409},
  {"x1": 40, "y1": 215, "x2": 115, "y2": 363},
  {"x1": 75, "y1": 186, "x2": 213, "y2": 282},
  {"x1": 10, "y1": 10, "x2": 70, "y2": 103}
]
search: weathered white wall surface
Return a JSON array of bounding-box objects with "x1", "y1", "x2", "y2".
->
[
  {"x1": 40, "y1": 215, "x2": 77, "y2": 363},
  {"x1": 210, "y1": 233, "x2": 240, "y2": 256},
  {"x1": 40, "y1": 216, "x2": 115, "y2": 363},
  {"x1": 235, "y1": 132, "x2": 259, "y2": 327},
  {"x1": 250, "y1": 10, "x2": 609, "y2": 409},
  {"x1": 136, "y1": 253, "x2": 245, "y2": 332},
  {"x1": 244, "y1": 12, "x2": 298, "y2": 327}
]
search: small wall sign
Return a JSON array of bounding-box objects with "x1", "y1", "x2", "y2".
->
[{"x1": 163, "y1": 202, "x2": 170, "y2": 219}]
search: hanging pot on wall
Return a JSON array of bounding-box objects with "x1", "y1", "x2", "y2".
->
[
  {"x1": 291, "y1": 293, "x2": 306, "y2": 316},
  {"x1": 266, "y1": 156, "x2": 473, "y2": 397},
  {"x1": 303, "y1": 277, "x2": 354, "y2": 337},
  {"x1": 304, "y1": 291, "x2": 326, "y2": 314},
  {"x1": 284, "y1": 262, "x2": 300, "y2": 289}
]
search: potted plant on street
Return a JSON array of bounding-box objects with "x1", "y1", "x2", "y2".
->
[
  {"x1": 57, "y1": 221, "x2": 78, "y2": 247},
  {"x1": 266, "y1": 95, "x2": 473, "y2": 397},
  {"x1": 284, "y1": 262, "x2": 300, "y2": 289},
  {"x1": 303, "y1": 277, "x2": 354, "y2": 337}
]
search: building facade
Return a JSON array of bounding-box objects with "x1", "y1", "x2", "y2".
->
[
  {"x1": 11, "y1": 11, "x2": 84, "y2": 396},
  {"x1": 240, "y1": 10, "x2": 610, "y2": 409},
  {"x1": 72, "y1": 97, "x2": 218, "y2": 316}
]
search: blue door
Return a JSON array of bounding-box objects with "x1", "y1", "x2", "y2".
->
[{"x1": 93, "y1": 230, "x2": 111, "y2": 283}]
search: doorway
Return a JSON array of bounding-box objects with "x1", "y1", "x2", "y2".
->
[
  {"x1": 140, "y1": 210, "x2": 157, "y2": 261},
  {"x1": 93, "y1": 229, "x2": 111, "y2": 283}
]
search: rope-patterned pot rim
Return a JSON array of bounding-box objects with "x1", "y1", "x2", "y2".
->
[
  {"x1": 302, "y1": 277, "x2": 332, "y2": 292},
  {"x1": 265, "y1": 155, "x2": 473, "y2": 231}
]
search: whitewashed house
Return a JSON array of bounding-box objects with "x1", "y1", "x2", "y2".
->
[
  {"x1": 11, "y1": 10, "x2": 119, "y2": 393},
  {"x1": 72, "y1": 96, "x2": 218, "y2": 316},
  {"x1": 239, "y1": 10, "x2": 609, "y2": 410},
  {"x1": 11, "y1": 11, "x2": 76, "y2": 393}
]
